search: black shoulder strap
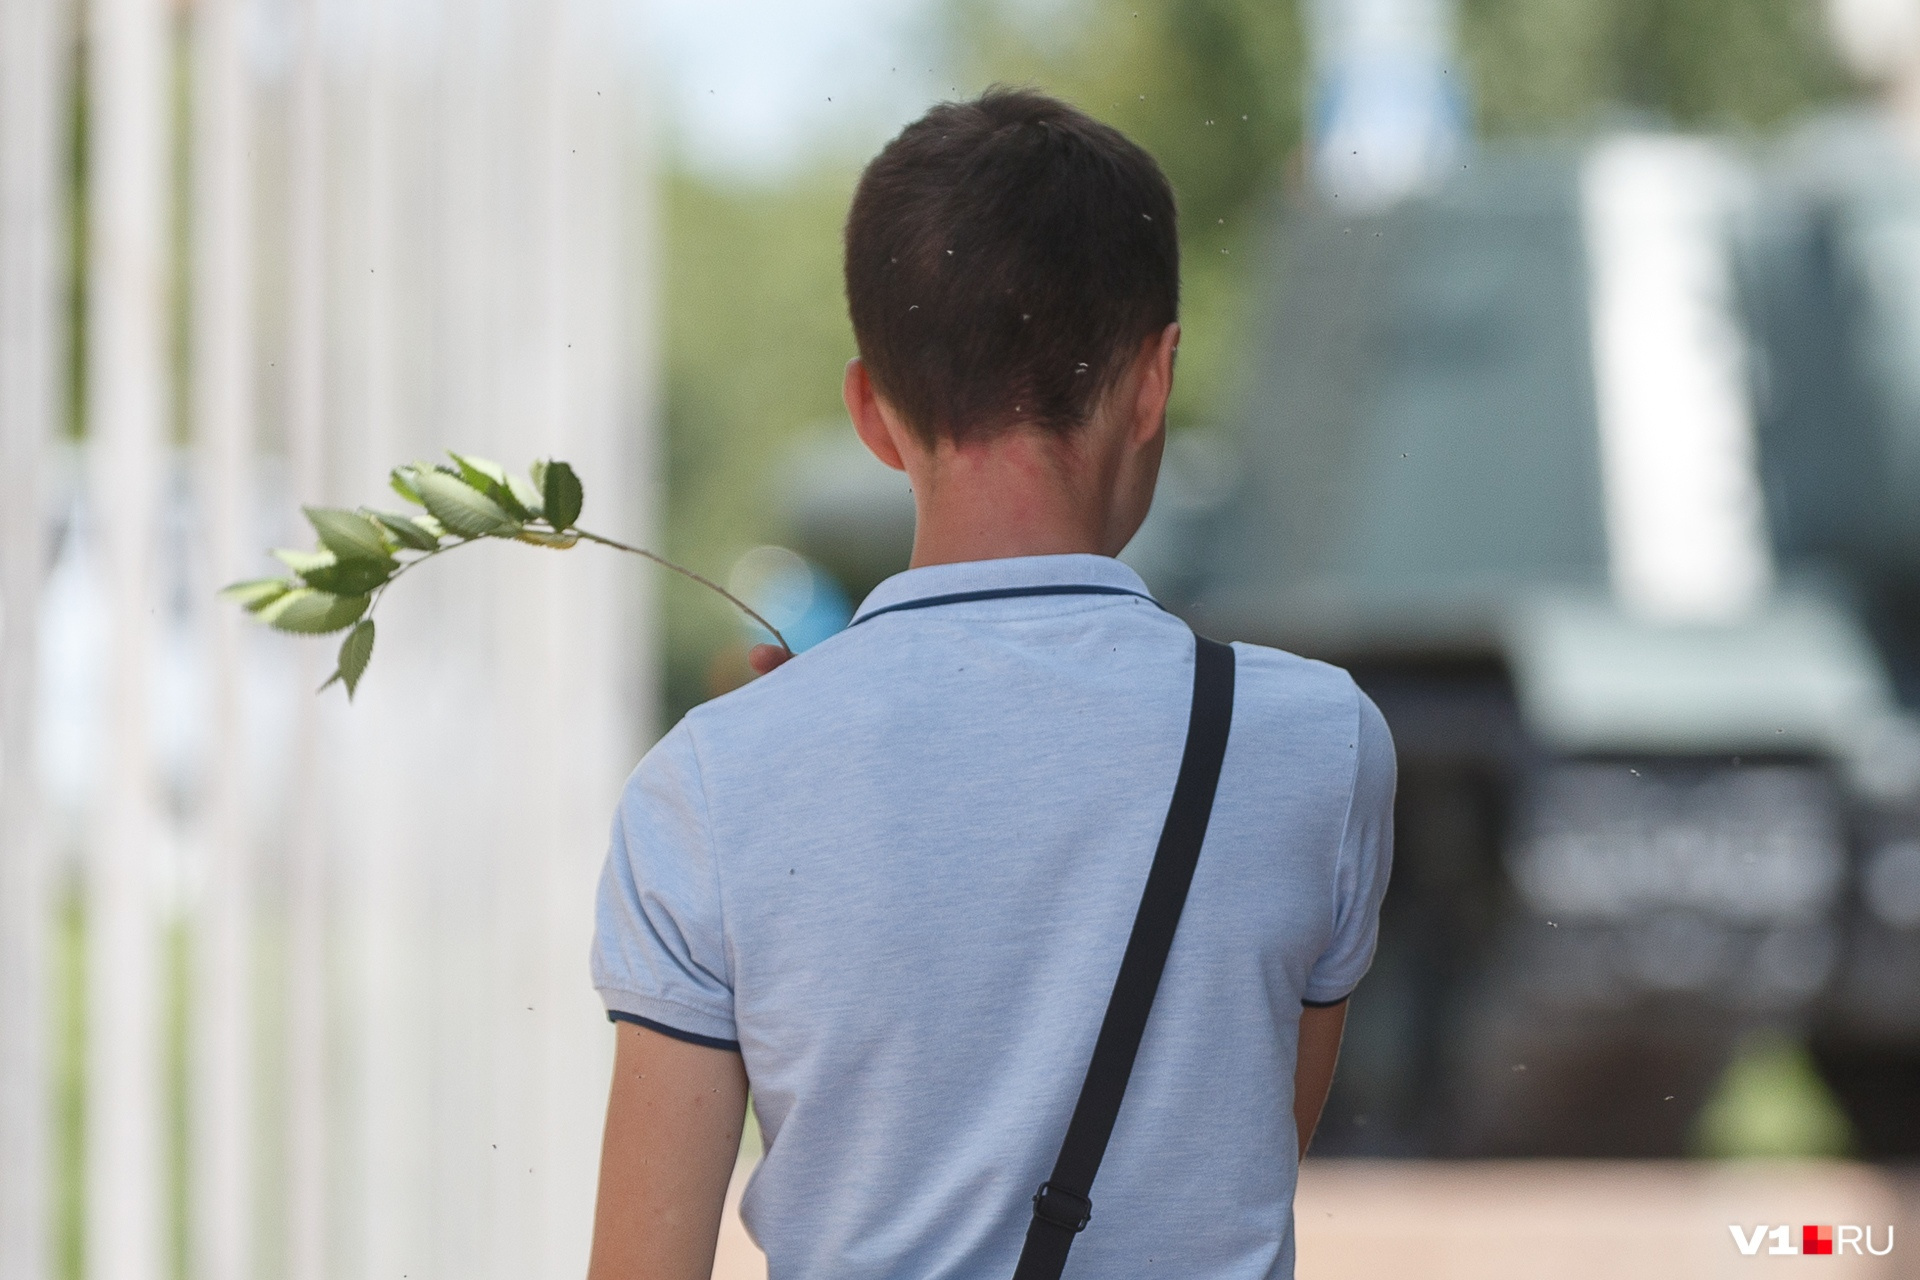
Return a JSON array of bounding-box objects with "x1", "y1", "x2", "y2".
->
[{"x1": 1012, "y1": 635, "x2": 1236, "y2": 1280}]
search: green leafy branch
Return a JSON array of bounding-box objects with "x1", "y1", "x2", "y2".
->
[{"x1": 221, "y1": 452, "x2": 791, "y2": 698}]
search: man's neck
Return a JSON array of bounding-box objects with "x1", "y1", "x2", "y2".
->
[{"x1": 904, "y1": 430, "x2": 1121, "y2": 568}]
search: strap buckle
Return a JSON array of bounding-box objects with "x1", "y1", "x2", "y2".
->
[{"x1": 1031, "y1": 1182, "x2": 1092, "y2": 1233}]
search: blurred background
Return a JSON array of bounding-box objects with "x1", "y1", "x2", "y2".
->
[{"x1": 5, "y1": 0, "x2": 1920, "y2": 1277}]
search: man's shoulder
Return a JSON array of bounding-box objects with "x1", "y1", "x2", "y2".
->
[
  {"x1": 1225, "y1": 640, "x2": 1395, "y2": 783},
  {"x1": 671, "y1": 625, "x2": 1385, "y2": 779},
  {"x1": 1226, "y1": 638, "x2": 1367, "y2": 723},
  {"x1": 675, "y1": 623, "x2": 891, "y2": 758}
]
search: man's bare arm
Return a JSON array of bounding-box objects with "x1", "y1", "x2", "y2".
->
[
  {"x1": 1294, "y1": 1001, "x2": 1348, "y2": 1158},
  {"x1": 587, "y1": 1022, "x2": 749, "y2": 1280}
]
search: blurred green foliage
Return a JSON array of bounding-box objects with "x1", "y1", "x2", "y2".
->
[
  {"x1": 1462, "y1": 0, "x2": 1852, "y2": 135},
  {"x1": 658, "y1": 0, "x2": 1855, "y2": 722},
  {"x1": 1692, "y1": 1032, "x2": 1856, "y2": 1158},
  {"x1": 55, "y1": 889, "x2": 83, "y2": 1280},
  {"x1": 660, "y1": 172, "x2": 862, "y2": 717}
]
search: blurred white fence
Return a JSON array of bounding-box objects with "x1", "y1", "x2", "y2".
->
[{"x1": 0, "y1": 1, "x2": 658, "y2": 1277}]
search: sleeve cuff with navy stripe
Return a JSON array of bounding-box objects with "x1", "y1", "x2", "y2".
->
[
  {"x1": 599, "y1": 987, "x2": 738, "y2": 1050},
  {"x1": 607, "y1": 1009, "x2": 741, "y2": 1052}
]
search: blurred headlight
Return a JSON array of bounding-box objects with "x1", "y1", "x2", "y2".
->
[{"x1": 1509, "y1": 764, "x2": 1843, "y2": 923}]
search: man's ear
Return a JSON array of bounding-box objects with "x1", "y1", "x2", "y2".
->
[
  {"x1": 1130, "y1": 322, "x2": 1180, "y2": 448},
  {"x1": 845, "y1": 358, "x2": 907, "y2": 472}
]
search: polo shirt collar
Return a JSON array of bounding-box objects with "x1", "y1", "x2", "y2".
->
[{"x1": 852, "y1": 554, "x2": 1154, "y2": 625}]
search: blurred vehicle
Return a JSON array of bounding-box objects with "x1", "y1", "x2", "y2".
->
[
  {"x1": 780, "y1": 129, "x2": 1920, "y2": 1159},
  {"x1": 1183, "y1": 132, "x2": 1920, "y2": 1158}
]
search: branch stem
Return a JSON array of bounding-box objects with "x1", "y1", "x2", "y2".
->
[
  {"x1": 573, "y1": 529, "x2": 792, "y2": 656},
  {"x1": 367, "y1": 535, "x2": 467, "y2": 615},
  {"x1": 359, "y1": 523, "x2": 793, "y2": 658}
]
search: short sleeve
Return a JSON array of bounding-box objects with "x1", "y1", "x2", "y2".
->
[
  {"x1": 590, "y1": 720, "x2": 740, "y2": 1050},
  {"x1": 1303, "y1": 686, "x2": 1396, "y2": 1005}
]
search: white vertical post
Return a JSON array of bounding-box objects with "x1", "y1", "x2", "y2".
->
[
  {"x1": 285, "y1": 0, "x2": 330, "y2": 1274},
  {"x1": 448, "y1": 26, "x2": 497, "y2": 1273},
  {"x1": 191, "y1": 0, "x2": 255, "y2": 1276},
  {"x1": 523, "y1": 3, "x2": 653, "y2": 1270},
  {"x1": 341, "y1": 4, "x2": 436, "y2": 1273},
  {"x1": 84, "y1": 0, "x2": 170, "y2": 1275},
  {"x1": 0, "y1": 3, "x2": 66, "y2": 1279}
]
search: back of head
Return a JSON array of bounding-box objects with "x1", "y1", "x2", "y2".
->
[{"x1": 844, "y1": 88, "x2": 1180, "y2": 447}]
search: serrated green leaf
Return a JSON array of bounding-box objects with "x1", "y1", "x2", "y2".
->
[
  {"x1": 219, "y1": 578, "x2": 293, "y2": 611},
  {"x1": 514, "y1": 529, "x2": 579, "y2": 549},
  {"x1": 487, "y1": 475, "x2": 530, "y2": 521},
  {"x1": 371, "y1": 510, "x2": 440, "y2": 551},
  {"x1": 411, "y1": 513, "x2": 446, "y2": 540},
  {"x1": 529, "y1": 460, "x2": 549, "y2": 496},
  {"x1": 448, "y1": 452, "x2": 509, "y2": 489},
  {"x1": 337, "y1": 620, "x2": 375, "y2": 698},
  {"x1": 305, "y1": 507, "x2": 395, "y2": 566},
  {"x1": 256, "y1": 588, "x2": 370, "y2": 634},
  {"x1": 507, "y1": 471, "x2": 543, "y2": 517},
  {"x1": 273, "y1": 548, "x2": 336, "y2": 575},
  {"x1": 446, "y1": 453, "x2": 528, "y2": 520},
  {"x1": 390, "y1": 467, "x2": 423, "y2": 505},
  {"x1": 413, "y1": 468, "x2": 519, "y2": 537},
  {"x1": 542, "y1": 460, "x2": 583, "y2": 531},
  {"x1": 300, "y1": 558, "x2": 392, "y2": 596},
  {"x1": 253, "y1": 589, "x2": 308, "y2": 627}
]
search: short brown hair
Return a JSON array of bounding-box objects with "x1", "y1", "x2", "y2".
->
[{"x1": 844, "y1": 88, "x2": 1179, "y2": 446}]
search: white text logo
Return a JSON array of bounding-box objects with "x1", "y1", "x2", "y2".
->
[{"x1": 1729, "y1": 1224, "x2": 1894, "y2": 1257}]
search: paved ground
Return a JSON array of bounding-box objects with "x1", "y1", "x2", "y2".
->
[
  {"x1": 711, "y1": 1159, "x2": 1918, "y2": 1278},
  {"x1": 1293, "y1": 1160, "x2": 1914, "y2": 1279}
]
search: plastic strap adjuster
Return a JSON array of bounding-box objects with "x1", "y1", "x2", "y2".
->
[{"x1": 1031, "y1": 1182, "x2": 1093, "y2": 1233}]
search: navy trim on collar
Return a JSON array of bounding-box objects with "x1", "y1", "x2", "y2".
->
[{"x1": 849, "y1": 583, "x2": 1163, "y2": 628}]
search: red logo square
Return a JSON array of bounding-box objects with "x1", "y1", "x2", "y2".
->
[{"x1": 1803, "y1": 1224, "x2": 1834, "y2": 1255}]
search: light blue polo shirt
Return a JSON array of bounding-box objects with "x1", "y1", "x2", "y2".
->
[{"x1": 592, "y1": 554, "x2": 1394, "y2": 1280}]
